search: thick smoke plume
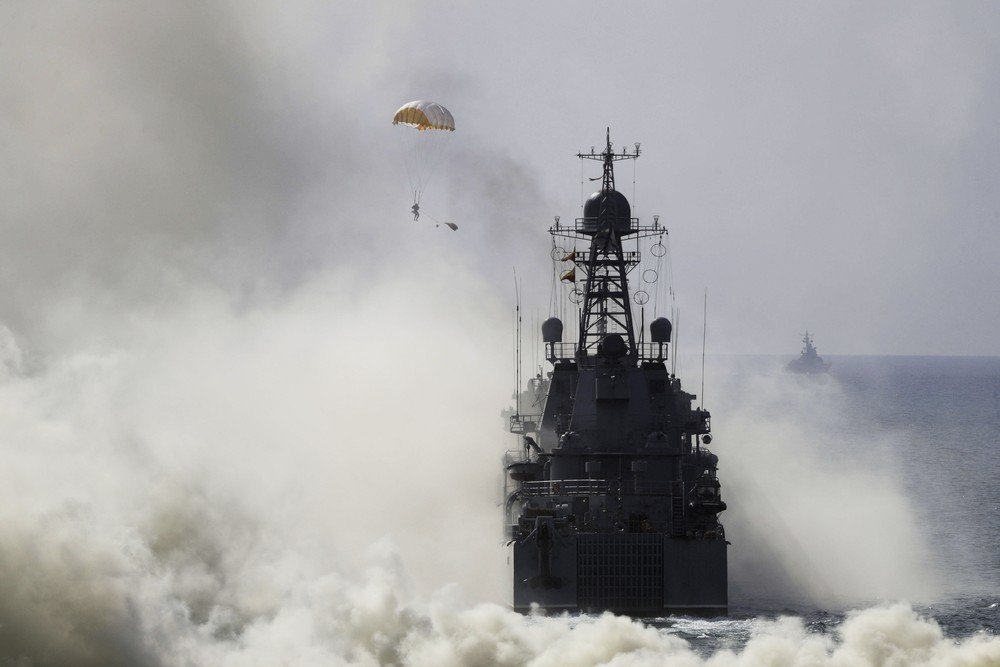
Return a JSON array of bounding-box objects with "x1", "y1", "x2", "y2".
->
[{"x1": 707, "y1": 360, "x2": 941, "y2": 605}]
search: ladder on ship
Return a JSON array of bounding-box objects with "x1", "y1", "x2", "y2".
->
[{"x1": 670, "y1": 495, "x2": 685, "y2": 536}]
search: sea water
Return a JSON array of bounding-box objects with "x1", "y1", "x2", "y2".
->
[{"x1": 656, "y1": 354, "x2": 1000, "y2": 658}]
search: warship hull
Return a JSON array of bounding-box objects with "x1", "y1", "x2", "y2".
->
[
  {"x1": 785, "y1": 359, "x2": 831, "y2": 373},
  {"x1": 507, "y1": 535, "x2": 727, "y2": 615}
]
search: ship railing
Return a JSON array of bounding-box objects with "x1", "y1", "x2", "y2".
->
[
  {"x1": 520, "y1": 479, "x2": 608, "y2": 496},
  {"x1": 508, "y1": 413, "x2": 541, "y2": 435},
  {"x1": 546, "y1": 342, "x2": 576, "y2": 361},
  {"x1": 519, "y1": 479, "x2": 689, "y2": 497},
  {"x1": 636, "y1": 343, "x2": 670, "y2": 363},
  {"x1": 551, "y1": 249, "x2": 642, "y2": 266},
  {"x1": 503, "y1": 449, "x2": 532, "y2": 466},
  {"x1": 547, "y1": 342, "x2": 673, "y2": 363},
  {"x1": 550, "y1": 219, "x2": 665, "y2": 242}
]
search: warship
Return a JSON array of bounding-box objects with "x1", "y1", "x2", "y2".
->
[
  {"x1": 785, "y1": 331, "x2": 831, "y2": 374},
  {"x1": 502, "y1": 131, "x2": 728, "y2": 616}
]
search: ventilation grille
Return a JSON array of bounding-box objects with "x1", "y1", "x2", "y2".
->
[{"x1": 577, "y1": 534, "x2": 663, "y2": 612}]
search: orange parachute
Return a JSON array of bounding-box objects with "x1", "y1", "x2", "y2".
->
[
  {"x1": 392, "y1": 100, "x2": 455, "y2": 131},
  {"x1": 392, "y1": 101, "x2": 455, "y2": 211}
]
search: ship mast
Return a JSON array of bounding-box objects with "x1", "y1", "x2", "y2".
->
[
  {"x1": 577, "y1": 129, "x2": 638, "y2": 363},
  {"x1": 549, "y1": 130, "x2": 664, "y2": 367}
]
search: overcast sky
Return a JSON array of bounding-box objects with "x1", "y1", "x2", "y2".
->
[
  {"x1": 2, "y1": 1, "x2": 999, "y2": 358},
  {"x1": 391, "y1": 1, "x2": 1000, "y2": 356}
]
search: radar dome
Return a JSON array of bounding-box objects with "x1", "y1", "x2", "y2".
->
[
  {"x1": 582, "y1": 189, "x2": 632, "y2": 234},
  {"x1": 650, "y1": 317, "x2": 672, "y2": 343},
  {"x1": 599, "y1": 333, "x2": 628, "y2": 359},
  {"x1": 541, "y1": 317, "x2": 563, "y2": 343}
]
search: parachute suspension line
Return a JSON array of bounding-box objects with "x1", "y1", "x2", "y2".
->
[
  {"x1": 397, "y1": 132, "x2": 420, "y2": 206},
  {"x1": 405, "y1": 129, "x2": 424, "y2": 201},
  {"x1": 409, "y1": 129, "x2": 445, "y2": 202},
  {"x1": 397, "y1": 138, "x2": 418, "y2": 205}
]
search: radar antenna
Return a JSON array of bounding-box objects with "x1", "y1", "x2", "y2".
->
[{"x1": 550, "y1": 129, "x2": 661, "y2": 364}]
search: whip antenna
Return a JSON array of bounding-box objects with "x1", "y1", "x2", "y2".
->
[
  {"x1": 701, "y1": 288, "x2": 708, "y2": 407},
  {"x1": 513, "y1": 269, "x2": 521, "y2": 418}
]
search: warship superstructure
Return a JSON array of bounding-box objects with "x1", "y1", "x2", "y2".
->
[
  {"x1": 503, "y1": 131, "x2": 728, "y2": 616},
  {"x1": 785, "y1": 331, "x2": 831, "y2": 374}
]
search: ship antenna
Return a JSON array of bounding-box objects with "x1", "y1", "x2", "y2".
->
[
  {"x1": 632, "y1": 142, "x2": 639, "y2": 212},
  {"x1": 639, "y1": 305, "x2": 645, "y2": 353},
  {"x1": 673, "y1": 309, "x2": 680, "y2": 376},
  {"x1": 513, "y1": 268, "x2": 521, "y2": 419},
  {"x1": 532, "y1": 309, "x2": 537, "y2": 381},
  {"x1": 701, "y1": 288, "x2": 708, "y2": 408}
]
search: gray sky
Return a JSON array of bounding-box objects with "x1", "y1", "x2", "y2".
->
[
  {"x1": 397, "y1": 1, "x2": 1000, "y2": 356},
  {"x1": 2, "y1": 1, "x2": 999, "y2": 356}
]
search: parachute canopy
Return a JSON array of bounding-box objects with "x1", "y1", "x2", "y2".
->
[
  {"x1": 392, "y1": 101, "x2": 455, "y2": 131},
  {"x1": 392, "y1": 100, "x2": 455, "y2": 208}
]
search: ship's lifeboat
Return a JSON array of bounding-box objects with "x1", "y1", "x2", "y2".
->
[
  {"x1": 507, "y1": 461, "x2": 544, "y2": 481},
  {"x1": 690, "y1": 498, "x2": 728, "y2": 514}
]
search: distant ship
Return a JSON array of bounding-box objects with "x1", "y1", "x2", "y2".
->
[
  {"x1": 785, "y1": 331, "x2": 831, "y2": 373},
  {"x1": 502, "y1": 131, "x2": 728, "y2": 617}
]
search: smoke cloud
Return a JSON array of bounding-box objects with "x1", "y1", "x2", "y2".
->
[{"x1": 705, "y1": 360, "x2": 941, "y2": 605}]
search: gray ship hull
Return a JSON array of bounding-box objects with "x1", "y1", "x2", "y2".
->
[{"x1": 507, "y1": 533, "x2": 727, "y2": 616}]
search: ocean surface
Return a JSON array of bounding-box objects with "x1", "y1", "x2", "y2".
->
[{"x1": 644, "y1": 354, "x2": 1000, "y2": 658}]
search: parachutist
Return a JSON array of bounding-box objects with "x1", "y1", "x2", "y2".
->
[{"x1": 393, "y1": 100, "x2": 454, "y2": 223}]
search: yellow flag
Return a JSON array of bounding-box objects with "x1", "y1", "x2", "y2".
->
[
  {"x1": 560, "y1": 268, "x2": 576, "y2": 283},
  {"x1": 561, "y1": 250, "x2": 577, "y2": 262}
]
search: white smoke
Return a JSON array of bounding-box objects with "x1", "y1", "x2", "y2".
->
[
  {"x1": 0, "y1": 263, "x2": 505, "y2": 665},
  {"x1": 3, "y1": 278, "x2": 999, "y2": 665},
  {"x1": 705, "y1": 358, "x2": 942, "y2": 605}
]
